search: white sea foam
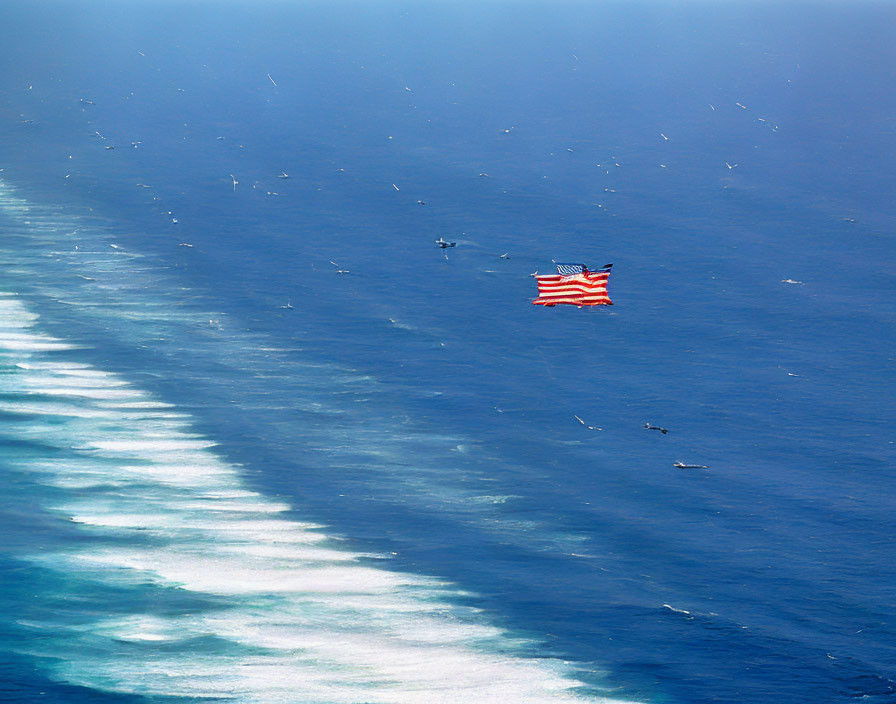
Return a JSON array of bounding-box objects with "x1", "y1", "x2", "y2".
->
[
  {"x1": 0, "y1": 293, "x2": 626, "y2": 704},
  {"x1": 0, "y1": 333, "x2": 76, "y2": 351}
]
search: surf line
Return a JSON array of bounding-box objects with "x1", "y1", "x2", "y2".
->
[{"x1": 0, "y1": 291, "x2": 632, "y2": 703}]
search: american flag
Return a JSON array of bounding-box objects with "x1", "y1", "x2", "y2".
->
[{"x1": 533, "y1": 263, "x2": 613, "y2": 307}]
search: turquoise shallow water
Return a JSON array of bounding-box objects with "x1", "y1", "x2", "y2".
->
[{"x1": 1, "y1": 2, "x2": 895, "y2": 703}]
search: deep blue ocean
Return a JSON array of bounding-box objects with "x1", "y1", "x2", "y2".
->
[{"x1": 1, "y1": 2, "x2": 895, "y2": 703}]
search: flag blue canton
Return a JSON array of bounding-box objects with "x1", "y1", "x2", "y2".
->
[{"x1": 556, "y1": 263, "x2": 586, "y2": 276}]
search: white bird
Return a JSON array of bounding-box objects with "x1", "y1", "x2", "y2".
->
[
  {"x1": 660, "y1": 133, "x2": 668, "y2": 140},
  {"x1": 230, "y1": 174, "x2": 238, "y2": 190},
  {"x1": 736, "y1": 102, "x2": 748, "y2": 109},
  {"x1": 329, "y1": 260, "x2": 350, "y2": 274},
  {"x1": 726, "y1": 162, "x2": 738, "y2": 169},
  {"x1": 709, "y1": 104, "x2": 715, "y2": 111},
  {"x1": 392, "y1": 183, "x2": 400, "y2": 191},
  {"x1": 781, "y1": 279, "x2": 804, "y2": 284},
  {"x1": 267, "y1": 73, "x2": 277, "y2": 87},
  {"x1": 499, "y1": 253, "x2": 509, "y2": 259},
  {"x1": 574, "y1": 415, "x2": 602, "y2": 431}
]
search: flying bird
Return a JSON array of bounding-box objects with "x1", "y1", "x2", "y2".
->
[{"x1": 575, "y1": 415, "x2": 602, "y2": 431}]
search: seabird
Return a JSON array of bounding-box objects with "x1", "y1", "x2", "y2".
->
[
  {"x1": 674, "y1": 462, "x2": 708, "y2": 469},
  {"x1": 267, "y1": 73, "x2": 277, "y2": 87},
  {"x1": 435, "y1": 237, "x2": 456, "y2": 249},
  {"x1": 104, "y1": 145, "x2": 115, "y2": 150},
  {"x1": 416, "y1": 199, "x2": 426, "y2": 205},
  {"x1": 660, "y1": 133, "x2": 668, "y2": 140},
  {"x1": 499, "y1": 253, "x2": 509, "y2": 259},
  {"x1": 329, "y1": 260, "x2": 350, "y2": 274},
  {"x1": 575, "y1": 414, "x2": 602, "y2": 431},
  {"x1": 644, "y1": 423, "x2": 668, "y2": 434},
  {"x1": 781, "y1": 279, "x2": 804, "y2": 284},
  {"x1": 725, "y1": 162, "x2": 738, "y2": 169},
  {"x1": 278, "y1": 172, "x2": 289, "y2": 179},
  {"x1": 230, "y1": 174, "x2": 238, "y2": 191}
]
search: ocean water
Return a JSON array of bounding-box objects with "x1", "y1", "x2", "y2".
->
[{"x1": 1, "y1": 2, "x2": 895, "y2": 703}]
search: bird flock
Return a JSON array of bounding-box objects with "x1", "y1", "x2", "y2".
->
[{"x1": 14, "y1": 49, "x2": 811, "y2": 475}]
